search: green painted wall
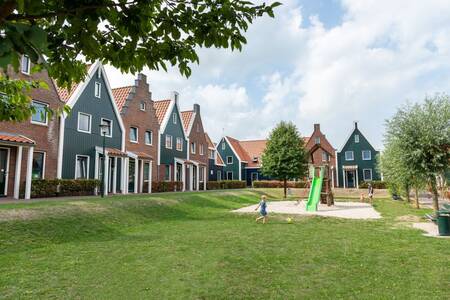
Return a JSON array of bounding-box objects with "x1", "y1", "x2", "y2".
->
[
  {"x1": 62, "y1": 66, "x2": 123, "y2": 180},
  {"x1": 337, "y1": 127, "x2": 380, "y2": 187},
  {"x1": 217, "y1": 138, "x2": 240, "y2": 180},
  {"x1": 159, "y1": 103, "x2": 187, "y2": 165}
]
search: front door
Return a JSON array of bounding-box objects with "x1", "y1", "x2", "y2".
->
[
  {"x1": 217, "y1": 170, "x2": 222, "y2": 181},
  {"x1": 251, "y1": 172, "x2": 258, "y2": 184},
  {"x1": 192, "y1": 165, "x2": 197, "y2": 190},
  {"x1": 128, "y1": 160, "x2": 135, "y2": 192},
  {"x1": 346, "y1": 170, "x2": 355, "y2": 188},
  {"x1": 227, "y1": 171, "x2": 233, "y2": 180},
  {"x1": 0, "y1": 149, "x2": 8, "y2": 196}
]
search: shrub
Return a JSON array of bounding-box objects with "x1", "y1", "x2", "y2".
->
[
  {"x1": 152, "y1": 181, "x2": 183, "y2": 193},
  {"x1": 206, "y1": 180, "x2": 246, "y2": 190},
  {"x1": 29, "y1": 179, "x2": 101, "y2": 198},
  {"x1": 359, "y1": 180, "x2": 387, "y2": 189},
  {"x1": 252, "y1": 180, "x2": 308, "y2": 188}
]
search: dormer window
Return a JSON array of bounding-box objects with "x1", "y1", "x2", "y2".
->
[
  {"x1": 94, "y1": 82, "x2": 101, "y2": 98},
  {"x1": 314, "y1": 137, "x2": 320, "y2": 144},
  {"x1": 222, "y1": 142, "x2": 225, "y2": 150},
  {"x1": 173, "y1": 113, "x2": 177, "y2": 124},
  {"x1": 21, "y1": 55, "x2": 30, "y2": 75},
  {"x1": 354, "y1": 134, "x2": 360, "y2": 143},
  {"x1": 140, "y1": 102, "x2": 146, "y2": 111}
]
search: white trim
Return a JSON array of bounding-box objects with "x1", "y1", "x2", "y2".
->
[
  {"x1": 184, "y1": 111, "x2": 197, "y2": 136},
  {"x1": 134, "y1": 157, "x2": 138, "y2": 193},
  {"x1": 363, "y1": 168, "x2": 373, "y2": 181},
  {"x1": 226, "y1": 156, "x2": 233, "y2": 164},
  {"x1": 176, "y1": 137, "x2": 183, "y2": 152},
  {"x1": 33, "y1": 151, "x2": 46, "y2": 179},
  {"x1": 129, "y1": 126, "x2": 138, "y2": 143},
  {"x1": 337, "y1": 125, "x2": 357, "y2": 153},
  {"x1": 113, "y1": 156, "x2": 118, "y2": 194},
  {"x1": 30, "y1": 100, "x2": 49, "y2": 126},
  {"x1": 57, "y1": 116, "x2": 65, "y2": 179},
  {"x1": 157, "y1": 130, "x2": 161, "y2": 165},
  {"x1": 172, "y1": 113, "x2": 177, "y2": 124},
  {"x1": 94, "y1": 81, "x2": 102, "y2": 98},
  {"x1": 226, "y1": 171, "x2": 233, "y2": 180},
  {"x1": 145, "y1": 130, "x2": 153, "y2": 146},
  {"x1": 344, "y1": 150, "x2": 354, "y2": 161},
  {"x1": 354, "y1": 134, "x2": 360, "y2": 143},
  {"x1": 356, "y1": 167, "x2": 359, "y2": 189},
  {"x1": 191, "y1": 142, "x2": 196, "y2": 154},
  {"x1": 25, "y1": 146, "x2": 34, "y2": 200},
  {"x1": 223, "y1": 136, "x2": 247, "y2": 163},
  {"x1": 335, "y1": 150, "x2": 339, "y2": 187},
  {"x1": 199, "y1": 144, "x2": 204, "y2": 156},
  {"x1": 362, "y1": 150, "x2": 371, "y2": 161},
  {"x1": 13, "y1": 146, "x2": 22, "y2": 199},
  {"x1": 77, "y1": 112, "x2": 92, "y2": 134},
  {"x1": 100, "y1": 118, "x2": 113, "y2": 138},
  {"x1": 159, "y1": 99, "x2": 189, "y2": 141},
  {"x1": 165, "y1": 134, "x2": 173, "y2": 149},
  {"x1": 75, "y1": 155, "x2": 90, "y2": 179},
  {"x1": 140, "y1": 101, "x2": 146, "y2": 111},
  {"x1": 0, "y1": 147, "x2": 11, "y2": 196},
  {"x1": 21, "y1": 55, "x2": 30, "y2": 75}
]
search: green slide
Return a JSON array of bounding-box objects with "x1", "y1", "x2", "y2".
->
[{"x1": 306, "y1": 167, "x2": 324, "y2": 212}]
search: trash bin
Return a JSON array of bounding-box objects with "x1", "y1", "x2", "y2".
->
[{"x1": 437, "y1": 213, "x2": 450, "y2": 236}]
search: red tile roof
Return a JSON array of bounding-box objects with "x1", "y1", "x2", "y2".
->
[
  {"x1": 105, "y1": 148, "x2": 128, "y2": 157},
  {"x1": 226, "y1": 136, "x2": 250, "y2": 162},
  {"x1": 0, "y1": 133, "x2": 35, "y2": 145},
  {"x1": 204, "y1": 133, "x2": 215, "y2": 149},
  {"x1": 181, "y1": 110, "x2": 194, "y2": 132},
  {"x1": 54, "y1": 64, "x2": 92, "y2": 102},
  {"x1": 112, "y1": 86, "x2": 132, "y2": 112},
  {"x1": 132, "y1": 151, "x2": 153, "y2": 160},
  {"x1": 239, "y1": 140, "x2": 267, "y2": 168},
  {"x1": 216, "y1": 152, "x2": 225, "y2": 166},
  {"x1": 153, "y1": 99, "x2": 171, "y2": 125}
]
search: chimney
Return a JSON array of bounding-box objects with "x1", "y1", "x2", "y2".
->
[
  {"x1": 193, "y1": 103, "x2": 200, "y2": 114},
  {"x1": 171, "y1": 91, "x2": 179, "y2": 104},
  {"x1": 354, "y1": 121, "x2": 358, "y2": 129},
  {"x1": 314, "y1": 123, "x2": 320, "y2": 132},
  {"x1": 137, "y1": 73, "x2": 147, "y2": 83}
]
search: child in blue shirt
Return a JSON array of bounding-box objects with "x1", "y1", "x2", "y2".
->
[{"x1": 255, "y1": 195, "x2": 268, "y2": 224}]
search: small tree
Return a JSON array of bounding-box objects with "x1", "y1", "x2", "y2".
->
[
  {"x1": 385, "y1": 94, "x2": 450, "y2": 211},
  {"x1": 261, "y1": 121, "x2": 308, "y2": 198}
]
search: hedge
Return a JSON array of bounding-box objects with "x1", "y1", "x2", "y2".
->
[
  {"x1": 206, "y1": 180, "x2": 246, "y2": 190},
  {"x1": 29, "y1": 179, "x2": 101, "y2": 198},
  {"x1": 252, "y1": 180, "x2": 308, "y2": 188},
  {"x1": 359, "y1": 180, "x2": 387, "y2": 189},
  {"x1": 152, "y1": 181, "x2": 183, "y2": 193}
]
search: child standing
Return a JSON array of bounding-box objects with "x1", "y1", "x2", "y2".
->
[
  {"x1": 255, "y1": 195, "x2": 268, "y2": 224},
  {"x1": 368, "y1": 183, "x2": 374, "y2": 203}
]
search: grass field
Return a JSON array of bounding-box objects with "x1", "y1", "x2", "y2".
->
[{"x1": 0, "y1": 189, "x2": 449, "y2": 299}]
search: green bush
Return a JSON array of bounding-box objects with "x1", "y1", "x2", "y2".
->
[
  {"x1": 152, "y1": 181, "x2": 183, "y2": 193},
  {"x1": 206, "y1": 180, "x2": 246, "y2": 190},
  {"x1": 29, "y1": 179, "x2": 101, "y2": 198},
  {"x1": 252, "y1": 180, "x2": 308, "y2": 188},
  {"x1": 359, "y1": 180, "x2": 387, "y2": 189}
]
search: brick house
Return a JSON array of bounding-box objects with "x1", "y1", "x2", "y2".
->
[
  {"x1": 0, "y1": 57, "x2": 62, "y2": 199},
  {"x1": 181, "y1": 104, "x2": 208, "y2": 190},
  {"x1": 205, "y1": 133, "x2": 225, "y2": 181},
  {"x1": 112, "y1": 73, "x2": 159, "y2": 194}
]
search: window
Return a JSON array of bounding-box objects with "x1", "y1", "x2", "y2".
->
[
  {"x1": 164, "y1": 165, "x2": 171, "y2": 181},
  {"x1": 32, "y1": 152, "x2": 45, "y2": 179},
  {"x1": 315, "y1": 137, "x2": 320, "y2": 144},
  {"x1": 140, "y1": 101, "x2": 146, "y2": 111},
  {"x1": 209, "y1": 149, "x2": 215, "y2": 159},
  {"x1": 252, "y1": 156, "x2": 258, "y2": 162},
  {"x1": 165, "y1": 135, "x2": 173, "y2": 149},
  {"x1": 21, "y1": 55, "x2": 30, "y2": 74},
  {"x1": 191, "y1": 142, "x2": 196, "y2": 154},
  {"x1": 129, "y1": 127, "x2": 138, "y2": 143},
  {"x1": 176, "y1": 137, "x2": 183, "y2": 151},
  {"x1": 77, "y1": 112, "x2": 92, "y2": 133},
  {"x1": 362, "y1": 150, "x2": 371, "y2": 160},
  {"x1": 75, "y1": 155, "x2": 89, "y2": 179},
  {"x1": 322, "y1": 152, "x2": 328, "y2": 162},
  {"x1": 31, "y1": 101, "x2": 48, "y2": 125},
  {"x1": 199, "y1": 167, "x2": 204, "y2": 181},
  {"x1": 200, "y1": 144, "x2": 204, "y2": 155},
  {"x1": 354, "y1": 134, "x2": 360, "y2": 143},
  {"x1": 345, "y1": 151, "x2": 354, "y2": 161},
  {"x1": 100, "y1": 118, "x2": 112, "y2": 137},
  {"x1": 173, "y1": 113, "x2": 177, "y2": 124},
  {"x1": 227, "y1": 156, "x2": 233, "y2": 164},
  {"x1": 145, "y1": 131, "x2": 153, "y2": 145},
  {"x1": 196, "y1": 123, "x2": 200, "y2": 133},
  {"x1": 94, "y1": 82, "x2": 101, "y2": 98},
  {"x1": 222, "y1": 142, "x2": 225, "y2": 150},
  {"x1": 363, "y1": 169, "x2": 373, "y2": 181}
]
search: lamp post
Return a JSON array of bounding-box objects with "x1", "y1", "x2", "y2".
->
[{"x1": 99, "y1": 124, "x2": 108, "y2": 198}]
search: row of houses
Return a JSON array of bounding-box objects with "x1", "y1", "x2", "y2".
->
[{"x1": 0, "y1": 59, "x2": 380, "y2": 200}]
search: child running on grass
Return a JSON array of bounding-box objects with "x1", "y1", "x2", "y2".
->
[{"x1": 255, "y1": 195, "x2": 268, "y2": 224}]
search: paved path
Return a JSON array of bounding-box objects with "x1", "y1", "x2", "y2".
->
[
  {"x1": 233, "y1": 201, "x2": 382, "y2": 220},
  {"x1": 412, "y1": 222, "x2": 450, "y2": 238}
]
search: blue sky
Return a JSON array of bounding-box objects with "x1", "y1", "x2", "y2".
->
[{"x1": 107, "y1": 0, "x2": 450, "y2": 150}]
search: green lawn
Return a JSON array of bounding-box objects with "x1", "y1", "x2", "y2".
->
[{"x1": 0, "y1": 189, "x2": 449, "y2": 299}]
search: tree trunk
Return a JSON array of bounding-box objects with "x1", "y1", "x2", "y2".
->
[
  {"x1": 430, "y1": 179, "x2": 440, "y2": 212},
  {"x1": 283, "y1": 178, "x2": 287, "y2": 199},
  {"x1": 405, "y1": 184, "x2": 410, "y2": 203},
  {"x1": 414, "y1": 188, "x2": 420, "y2": 209}
]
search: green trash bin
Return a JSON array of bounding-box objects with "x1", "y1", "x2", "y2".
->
[{"x1": 437, "y1": 213, "x2": 450, "y2": 236}]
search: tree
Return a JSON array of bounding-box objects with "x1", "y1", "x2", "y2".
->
[
  {"x1": 261, "y1": 121, "x2": 308, "y2": 198},
  {"x1": 384, "y1": 94, "x2": 450, "y2": 211},
  {"x1": 0, "y1": 0, "x2": 280, "y2": 121}
]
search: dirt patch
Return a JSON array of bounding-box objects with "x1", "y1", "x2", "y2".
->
[
  {"x1": 68, "y1": 201, "x2": 108, "y2": 213},
  {"x1": 0, "y1": 209, "x2": 43, "y2": 222},
  {"x1": 395, "y1": 215, "x2": 422, "y2": 222}
]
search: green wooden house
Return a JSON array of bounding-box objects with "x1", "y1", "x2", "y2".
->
[
  {"x1": 216, "y1": 136, "x2": 248, "y2": 181},
  {"x1": 336, "y1": 122, "x2": 380, "y2": 188},
  {"x1": 56, "y1": 61, "x2": 127, "y2": 195}
]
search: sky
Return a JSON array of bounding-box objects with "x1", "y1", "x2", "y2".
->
[{"x1": 105, "y1": 0, "x2": 450, "y2": 150}]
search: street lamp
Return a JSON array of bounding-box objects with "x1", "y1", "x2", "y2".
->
[{"x1": 99, "y1": 123, "x2": 109, "y2": 198}]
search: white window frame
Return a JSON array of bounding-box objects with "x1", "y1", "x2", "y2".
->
[
  {"x1": 100, "y1": 118, "x2": 113, "y2": 138},
  {"x1": 75, "y1": 155, "x2": 90, "y2": 179},
  {"x1": 354, "y1": 134, "x2": 360, "y2": 143},
  {"x1": 129, "y1": 127, "x2": 138, "y2": 143},
  {"x1": 222, "y1": 142, "x2": 225, "y2": 150},
  {"x1": 200, "y1": 144, "x2": 204, "y2": 155},
  {"x1": 209, "y1": 149, "x2": 215, "y2": 159},
  {"x1": 164, "y1": 165, "x2": 171, "y2": 181},
  {"x1": 21, "y1": 55, "x2": 30, "y2": 75},
  {"x1": 145, "y1": 130, "x2": 153, "y2": 146},
  {"x1": 32, "y1": 151, "x2": 46, "y2": 179},
  {"x1": 172, "y1": 113, "x2": 177, "y2": 124},
  {"x1": 191, "y1": 142, "x2": 196, "y2": 154},
  {"x1": 176, "y1": 137, "x2": 183, "y2": 151},
  {"x1": 217, "y1": 170, "x2": 222, "y2": 181},
  {"x1": 363, "y1": 168, "x2": 373, "y2": 181},
  {"x1": 227, "y1": 156, "x2": 233, "y2": 164},
  {"x1": 77, "y1": 112, "x2": 92, "y2": 134},
  {"x1": 362, "y1": 150, "x2": 372, "y2": 160},
  {"x1": 345, "y1": 151, "x2": 354, "y2": 161},
  {"x1": 315, "y1": 137, "x2": 320, "y2": 144},
  {"x1": 322, "y1": 152, "x2": 328, "y2": 162},
  {"x1": 165, "y1": 135, "x2": 173, "y2": 149},
  {"x1": 140, "y1": 101, "x2": 146, "y2": 111},
  {"x1": 94, "y1": 82, "x2": 101, "y2": 98},
  {"x1": 30, "y1": 100, "x2": 49, "y2": 126}
]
